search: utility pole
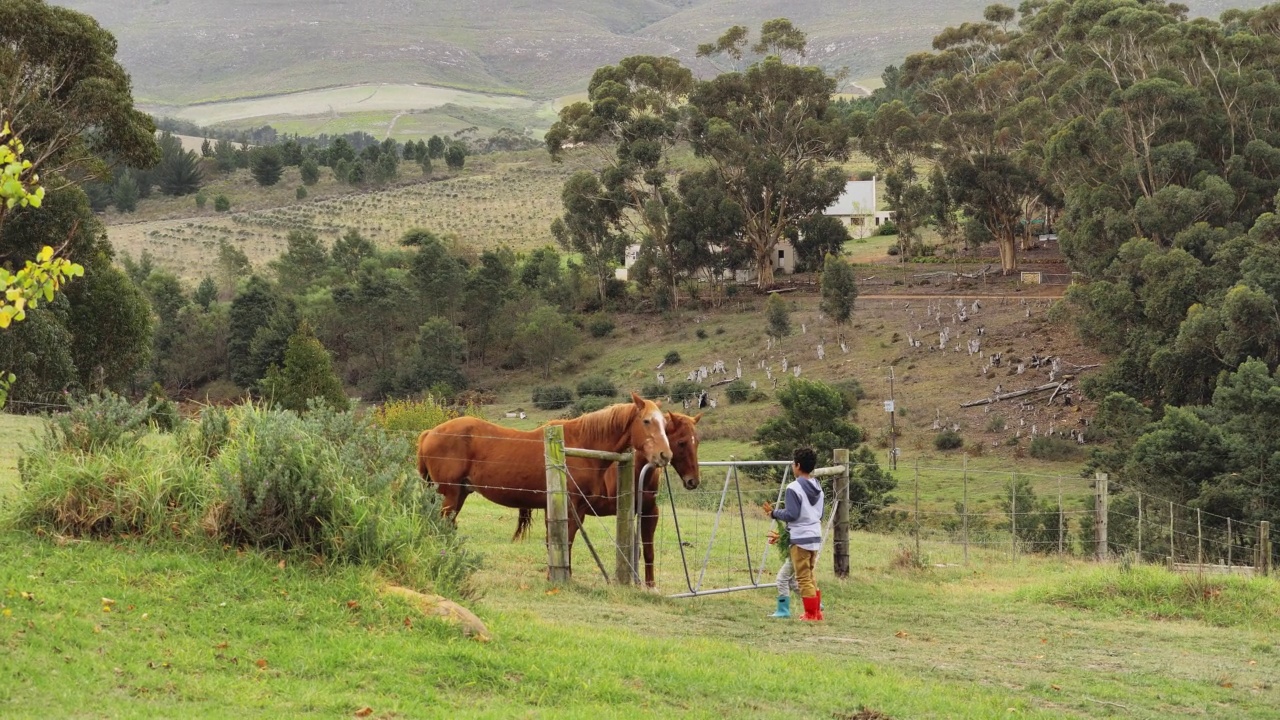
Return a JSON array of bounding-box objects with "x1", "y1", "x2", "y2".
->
[{"x1": 886, "y1": 366, "x2": 898, "y2": 470}]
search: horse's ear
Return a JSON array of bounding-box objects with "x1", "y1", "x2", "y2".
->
[
  {"x1": 631, "y1": 391, "x2": 645, "y2": 408},
  {"x1": 692, "y1": 412, "x2": 704, "y2": 424}
]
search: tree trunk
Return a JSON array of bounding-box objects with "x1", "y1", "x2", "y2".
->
[
  {"x1": 998, "y1": 232, "x2": 1017, "y2": 275},
  {"x1": 756, "y1": 248, "x2": 775, "y2": 288}
]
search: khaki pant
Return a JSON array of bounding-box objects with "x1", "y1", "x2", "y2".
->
[{"x1": 789, "y1": 545, "x2": 818, "y2": 599}]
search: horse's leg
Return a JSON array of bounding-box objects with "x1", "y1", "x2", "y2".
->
[{"x1": 641, "y1": 496, "x2": 659, "y2": 588}]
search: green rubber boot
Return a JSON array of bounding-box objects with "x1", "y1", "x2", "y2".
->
[{"x1": 770, "y1": 595, "x2": 791, "y2": 618}]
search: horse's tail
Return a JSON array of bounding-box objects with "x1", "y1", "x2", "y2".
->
[
  {"x1": 513, "y1": 508, "x2": 534, "y2": 542},
  {"x1": 416, "y1": 429, "x2": 434, "y2": 484}
]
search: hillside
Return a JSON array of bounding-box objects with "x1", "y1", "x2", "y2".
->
[{"x1": 56, "y1": 0, "x2": 1265, "y2": 106}]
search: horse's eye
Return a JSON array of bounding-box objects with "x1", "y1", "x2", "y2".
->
[{"x1": 643, "y1": 419, "x2": 650, "y2": 424}]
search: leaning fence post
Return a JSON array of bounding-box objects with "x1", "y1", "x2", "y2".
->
[
  {"x1": 1261, "y1": 521, "x2": 1272, "y2": 577},
  {"x1": 616, "y1": 452, "x2": 637, "y2": 586},
  {"x1": 1094, "y1": 472, "x2": 1109, "y2": 562},
  {"x1": 1227, "y1": 517, "x2": 1232, "y2": 568},
  {"x1": 1169, "y1": 501, "x2": 1175, "y2": 563},
  {"x1": 1197, "y1": 508, "x2": 1203, "y2": 570},
  {"x1": 543, "y1": 425, "x2": 571, "y2": 585},
  {"x1": 833, "y1": 448, "x2": 851, "y2": 579}
]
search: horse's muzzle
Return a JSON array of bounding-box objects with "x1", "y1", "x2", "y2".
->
[
  {"x1": 682, "y1": 475, "x2": 700, "y2": 490},
  {"x1": 654, "y1": 450, "x2": 673, "y2": 467}
]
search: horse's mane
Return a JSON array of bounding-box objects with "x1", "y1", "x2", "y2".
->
[{"x1": 562, "y1": 401, "x2": 642, "y2": 447}]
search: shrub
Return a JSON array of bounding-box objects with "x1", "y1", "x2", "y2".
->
[
  {"x1": 663, "y1": 350, "x2": 681, "y2": 365},
  {"x1": 296, "y1": 186, "x2": 308, "y2": 200},
  {"x1": 576, "y1": 375, "x2": 617, "y2": 398},
  {"x1": 368, "y1": 396, "x2": 461, "y2": 433},
  {"x1": 45, "y1": 392, "x2": 152, "y2": 453},
  {"x1": 213, "y1": 194, "x2": 230, "y2": 212},
  {"x1": 587, "y1": 315, "x2": 615, "y2": 338},
  {"x1": 641, "y1": 382, "x2": 665, "y2": 399},
  {"x1": 1029, "y1": 436, "x2": 1081, "y2": 461},
  {"x1": 195, "y1": 191, "x2": 207, "y2": 209},
  {"x1": 886, "y1": 244, "x2": 900, "y2": 256},
  {"x1": 146, "y1": 383, "x2": 181, "y2": 433},
  {"x1": 725, "y1": 379, "x2": 752, "y2": 404},
  {"x1": 934, "y1": 429, "x2": 964, "y2": 450},
  {"x1": 986, "y1": 414, "x2": 1007, "y2": 432},
  {"x1": 179, "y1": 405, "x2": 232, "y2": 461},
  {"x1": 833, "y1": 378, "x2": 865, "y2": 407},
  {"x1": 568, "y1": 395, "x2": 612, "y2": 417},
  {"x1": 667, "y1": 380, "x2": 703, "y2": 404},
  {"x1": 876, "y1": 220, "x2": 898, "y2": 236},
  {"x1": 695, "y1": 328, "x2": 708, "y2": 339},
  {"x1": 532, "y1": 385, "x2": 574, "y2": 410}
]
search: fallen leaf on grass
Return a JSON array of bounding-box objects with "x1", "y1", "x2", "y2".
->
[
  {"x1": 20, "y1": 592, "x2": 34, "y2": 601},
  {"x1": 403, "y1": 617, "x2": 412, "y2": 629},
  {"x1": 255, "y1": 658, "x2": 268, "y2": 669},
  {"x1": 894, "y1": 631, "x2": 909, "y2": 639},
  {"x1": 346, "y1": 600, "x2": 359, "y2": 610},
  {"x1": 2, "y1": 608, "x2": 10, "y2": 618},
  {"x1": 278, "y1": 559, "x2": 286, "y2": 569},
  {"x1": 1249, "y1": 660, "x2": 1257, "y2": 666},
  {"x1": 545, "y1": 588, "x2": 560, "y2": 595},
  {"x1": 102, "y1": 597, "x2": 116, "y2": 607},
  {"x1": 93, "y1": 625, "x2": 102, "y2": 634},
  {"x1": 1051, "y1": 685, "x2": 1061, "y2": 692},
  {"x1": 354, "y1": 708, "x2": 373, "y2": 717},
  {"x1": 1220, "y1": 680, "x2": 1234, "y2": 689},
  {"x1": 213, "y1": 642, "x2": 229, "y2": 650}
]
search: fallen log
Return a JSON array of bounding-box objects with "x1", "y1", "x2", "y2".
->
[
  {"x1": 960, "y1": 381, "x2": 1065, "y2": 408},
  {"x1": 381, "y1": 585, "x2": 491, "y2": 642}
]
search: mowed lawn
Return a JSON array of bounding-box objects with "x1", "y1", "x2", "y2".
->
[{"x1": 1, "y1": 410, "x2": 1277, "y2": 720}]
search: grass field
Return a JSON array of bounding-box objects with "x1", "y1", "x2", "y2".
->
[{"x1": 1, "y1": 487, "x2": 1276, "y2": 718}]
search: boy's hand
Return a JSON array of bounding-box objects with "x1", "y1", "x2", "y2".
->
[
  {"x1": 766, "y1": 529, "x2": 780, "y2": 545},
  {"x1": 762, "y1": 501, "x2": 774, "y2": 516}
]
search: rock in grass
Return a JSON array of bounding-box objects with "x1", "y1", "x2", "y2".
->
[{"x1": 381, "y1": 585, "x2": 490, "y2": 642}]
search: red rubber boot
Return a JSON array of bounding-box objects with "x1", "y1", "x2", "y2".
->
[{"x1": 800, "y1": 594, "x2": 822, "y2": 621}]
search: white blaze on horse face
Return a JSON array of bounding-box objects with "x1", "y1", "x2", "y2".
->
[{"x1": 650, "y1": 409, "x2": 672, "y2": 465}]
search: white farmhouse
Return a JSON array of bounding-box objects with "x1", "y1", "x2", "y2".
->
[{"x1": 824, "y1": 178, "x2": 893, "y2": 237}]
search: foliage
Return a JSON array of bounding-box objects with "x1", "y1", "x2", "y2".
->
[
  {"x1": 110, "y1": 169, "x2": 138, "y2": 212},
  {"x1": 177, "y1": 405, "x2": 231, "y2": 461},
  {"x1": 587, "y1": 314, "x2": 615, "y2": 338},
  {"x1": 846, "y1": 445, "x2": 897, "y2": 529},
  {"x1": 765, "y1": 293, "x2": 791, "y2": 340},
  {"x1": 145, "y1": 382, "x2": 181, "y2": 432},
  {"x1": 228, "y1": 276, "x2": 279, "y2": 388},
  {"x1": 876, "y1": 220, "x2": 898, "y2": 236},
  {"x1": 0, "y1": 1, "x2": 159, "y2": 183},
  {"x1": 400, "y1": 318, "x2": 467, "y2": 397},
  {"x1": 259, "y1": 322, "x2": 349, "y2": 413},
  {"x1": 42, "y1": 391, "x2": 152, "y2": 454},
  {"x1": 250, "y1": 147, "x2": 284, "y2": 186},
  {"x1": 368, "y1": 395, "x2": 462, "y2": 434},
  {"x1": 1000, "y1": 477, "x2": 1060, "y2": 554},
  {"x1": 517, "y1": 304, "x2": 578, "y2": 377},
  {"x1": 933, "y1": 429, "x2": 963, "y2": 451},
  {"x1": 576, "y1": 375, "x2": 617, "y2": 398},
  {"x1": 1027, "y1": 436, "x2": 1079, "y2": 461},
  {"x1": 666, "y1": 380, "x2": 704, "y2": 404},
  {"x1": 664, "y1": 350, "x2": 681, "y2": 365},
  {"x1": 296, "y1": 186, "x2": 307, "y2": 200},
  {"x1": 154, "y1": 133, "x2": 203, "y2": 196},
  {"x1": 820, "y1": 253, "x2": 858, "y2": 324},
  {"x1": 299, "y1": 158, "x2": 320, "y2": 185},
  {"x1": 213, "y1": 194, "x2": 230, "y2": 212},
  {"x1": 444, "y1": 144, "x2": 466, "y2": 170},
  {"x1": 568, "y1": 394, "x2": 612, "y2": 417},
  {"x1": 63, "y1": 263, "x2": 152, "y2": 393},
  {"x1": 755, "y1": 378, "x2": 864, "y2": 467},
  {"x1": 725, "y1": 379, "x2": 752, "y2": 404},
  {"x1": 794, "y1": 215, "x2": 850, "y2": 272},
  {"x1": 531, "y1": 385, "x2": 574, "y2": 411}
]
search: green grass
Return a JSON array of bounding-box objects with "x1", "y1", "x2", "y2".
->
[{"x1": 0, "y1": 414, "x2": 42, "y2": 498}]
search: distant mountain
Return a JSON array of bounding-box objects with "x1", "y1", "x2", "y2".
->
[{"x1": 55, "y1": 0, "x2": 1268, "y2": 105}]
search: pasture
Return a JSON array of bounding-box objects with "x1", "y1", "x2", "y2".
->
[{"x1": 0, "y1": 473, "x2": 1276, "y2": 718}]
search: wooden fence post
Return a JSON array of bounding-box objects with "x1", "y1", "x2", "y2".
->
[
  {"x1": 1261, "y1": 521, "x2": 1272, "y2": 577},
  {"x1": 1196, "y1": 509, "x2": 1203, "y2": 569},
  {"x1": 615, "y1": 453, "x2": 637, "y2": 585},
  {"x1": 833, "y1": 448, "x2": 850, "y2": 578},
  {"x1": 1094, "y1": 472, "x2": 1109, "y2": 562},
  {"x1": 913, "y1": 460, "x2": 921, "y2": 561},
  {"x1": 1011, "y1": 477, "x2": 1018, "y2": 561},
  {"x1": 544, "y1": 425, "x2": 571, "y2": 584}
]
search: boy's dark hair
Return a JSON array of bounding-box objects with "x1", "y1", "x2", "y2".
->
[{"x1": 793, "y1": 447, "x2": 817, "y2": 474}]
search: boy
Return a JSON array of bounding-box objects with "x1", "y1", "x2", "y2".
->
[{"x1": 763, "y1": 447, "x2": 824, "y2": 621}]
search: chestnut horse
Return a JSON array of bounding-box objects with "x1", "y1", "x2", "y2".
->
[
  {"x1": 514, "y1": 411, "x2": 703, "y2": 586},
  {"x1": 417, "y1": 393, "x2": 673, "y2": 573}
]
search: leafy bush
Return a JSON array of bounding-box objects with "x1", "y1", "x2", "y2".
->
[
  {"x1": 213, "y1": 194, "x2": 230, "y2": 212},
  {"x1": 833, "y1": 378, "x2": 865, "y2": 407},
  {"x1": 667, "y1": 381, "x2": 703, "y2": 403},
  {"x1": 876, "y1": 220, "x2": 898, "y2": 236},
  {"x1": 179, "y1": 405, "x2": 231, "y2": 461},
  {"x1": 368, "y1": 396, "x2": 461, "y2": 433},
  {"x1": 641, "y1": 382, "x2": 665, "y2": 399},
  {"x1": 576, "y1": 375, "x2": 617, "y2": 398},
  {"x1": 1029, "y1": 436, "x2": 1081, "y2": 461},
  {"x1": 663, "y1": 350, "x2": 681, "y2": 365},
  {"x1": 44, "y1": 392, "x2": 151, "y2": 453},
  {"x1": 985, "y1": 414, "x2": 1007, "y2": 432},
  {"x1": 296, "y1": 186, "x2": 308, "y2": 200},
  {"x1": 10, "y1": 404, "x2": 480, "y2": 598},
  {"x1": 696, "y1": 328, "x2": 708, "y2": 339},
  {"x1": 587, "y1": 315, "x2": 615, "y2": 338},
  {"x1": 568, "y1": 395, "x2": 612, "y2": 417},
  {"x1": 146, "y1": 383, "x2": 181, "y2": 432},
  {"x1": 934, "y1": 429, "x2": 964, "y2": 450},
  {"x1": 532, "y1": 385, "x2": 574, "y2": 410},
  {"x1": 195, "y1": 191, "x2": 207, "y2": 209},
  {"x1": 725, "y1": 379, "x2": 752, "y2": 404}
]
